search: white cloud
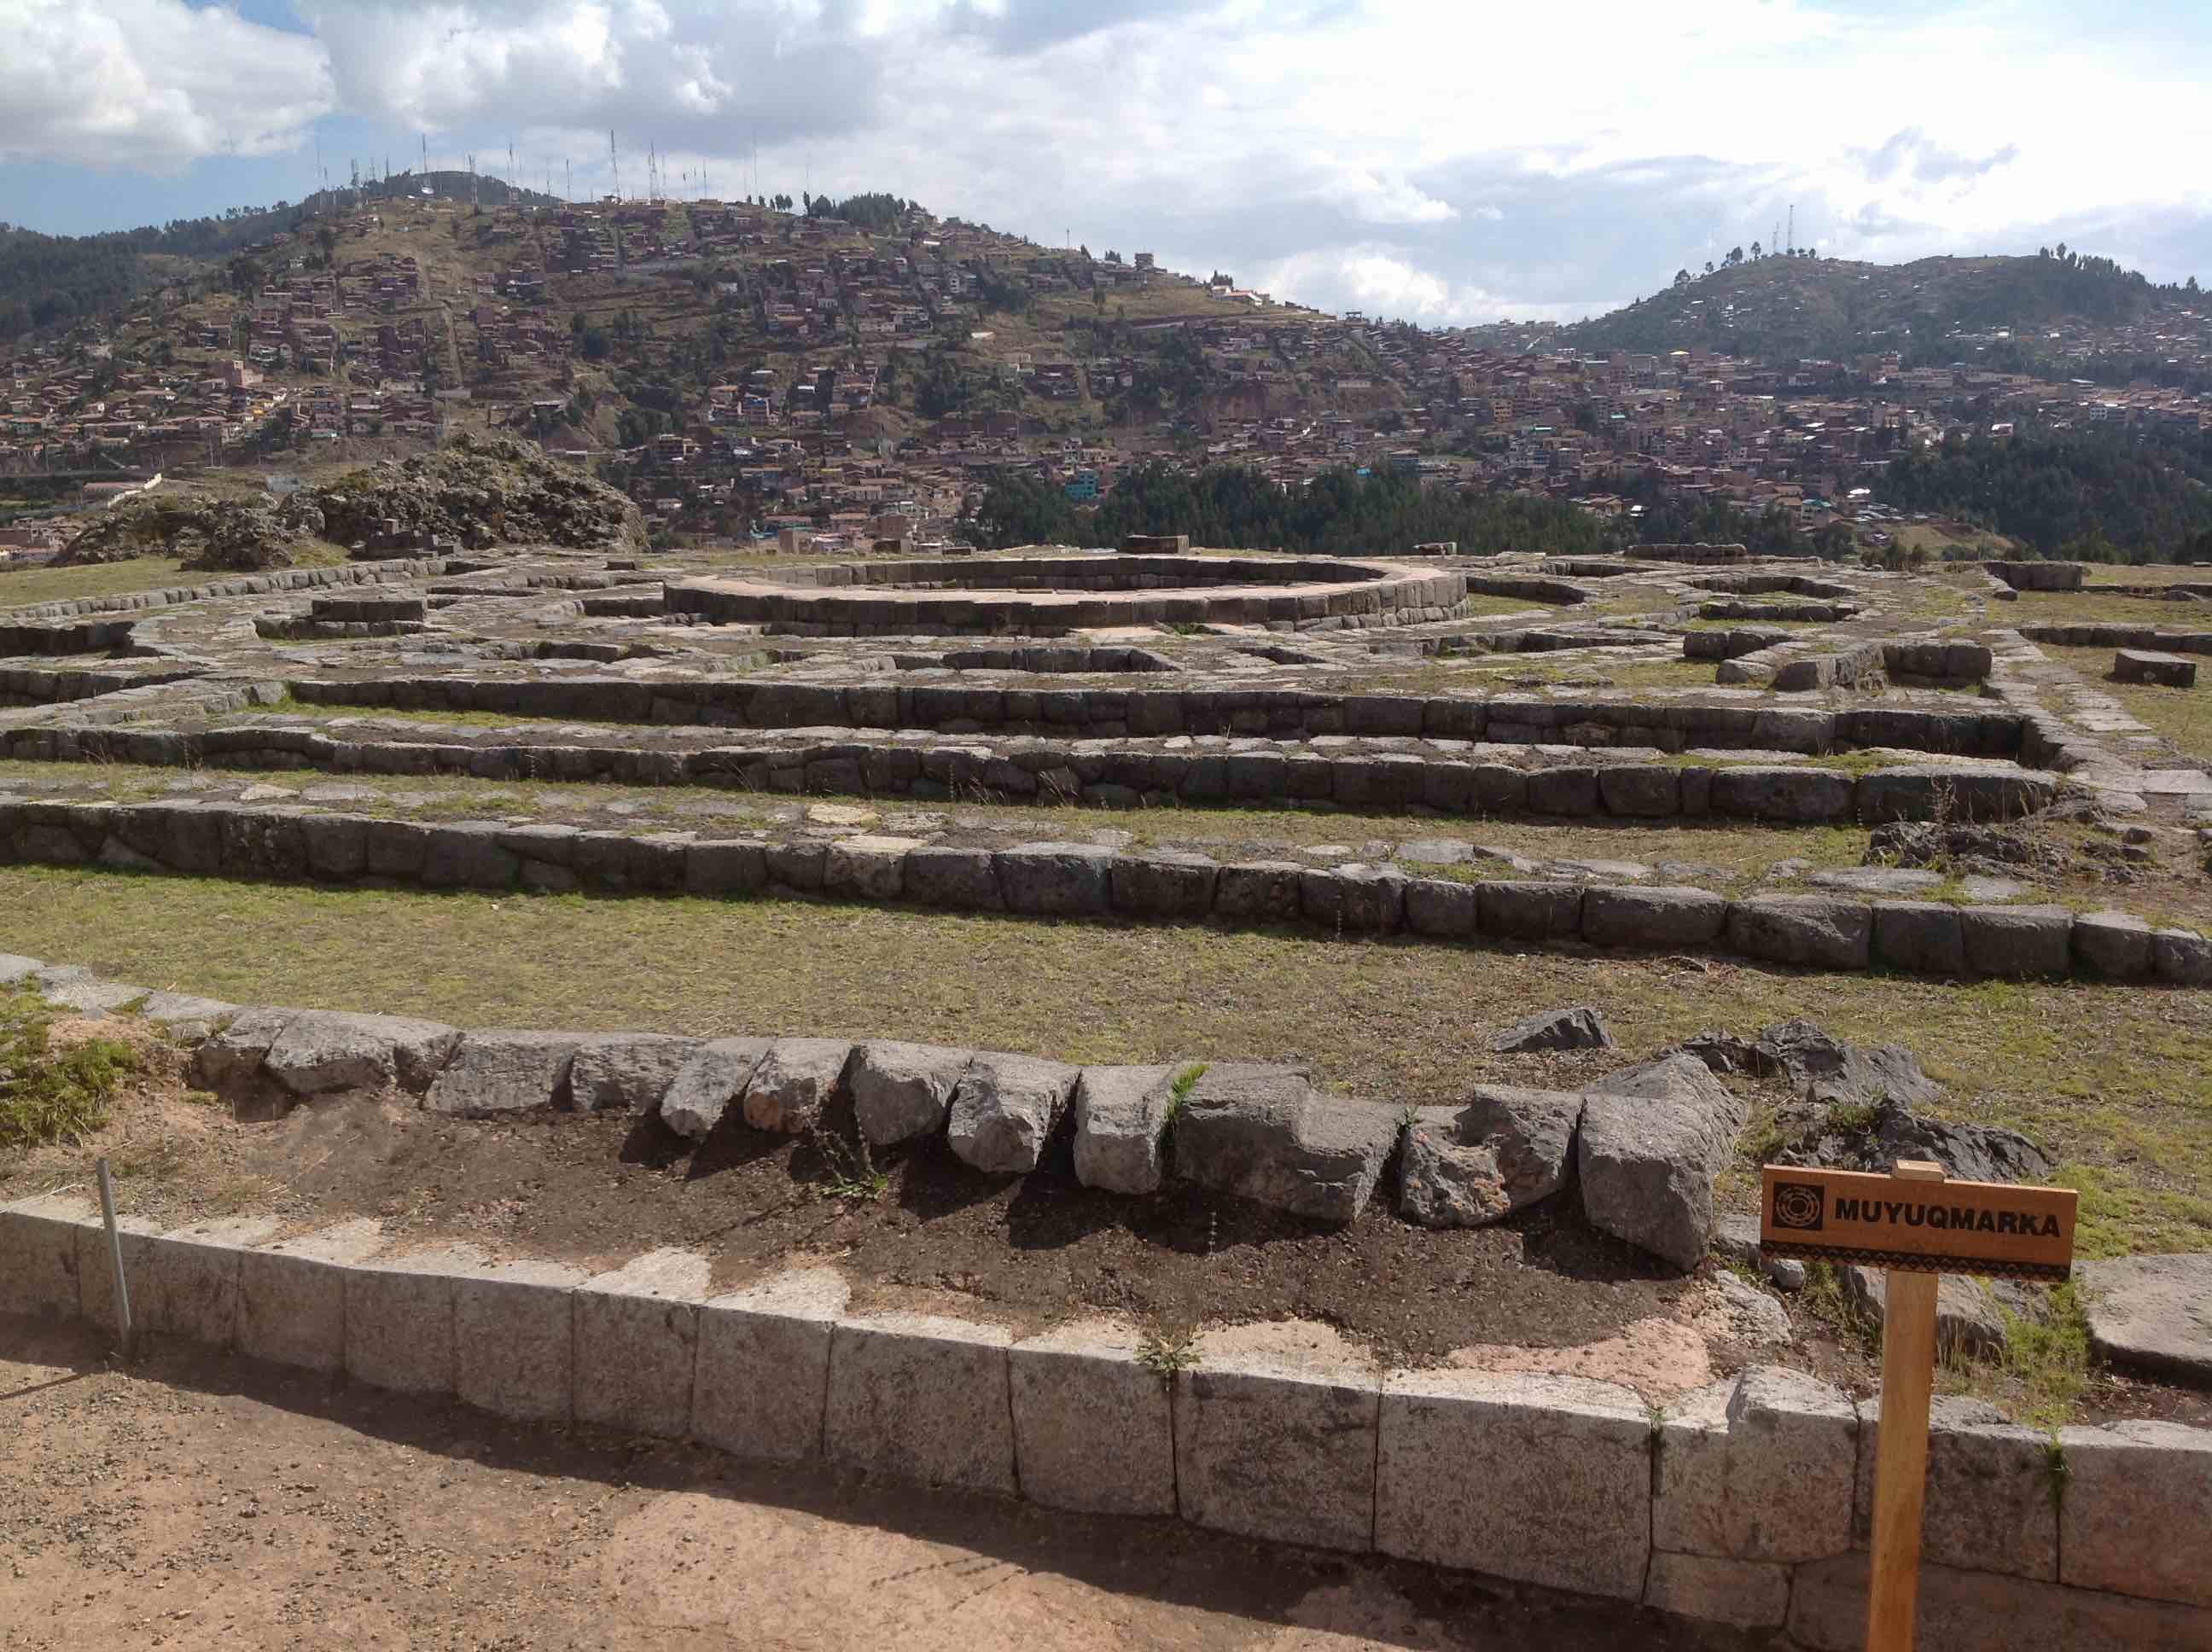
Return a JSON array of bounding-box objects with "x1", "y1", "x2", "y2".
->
[{"x1": 0, "y1": 0, "x2": 333, "y2": 170}]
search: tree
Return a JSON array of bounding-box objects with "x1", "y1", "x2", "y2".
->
[
  {"x1": 1674, "y1": 268, "x2": 1691, "y2": 287},
  {"x1": 1725, "y1": 246, "x2": 1743, "y2": 266},
  {"x1": 1703, "y1": 260, "x2": 1714, "y2": 276},
  {"x1": 1750, "y1": 240, "x2": 1762, "y2": 260}
]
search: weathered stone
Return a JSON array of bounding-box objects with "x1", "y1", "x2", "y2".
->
[
  {"x1": 453, "y1": 1258, "x2": 588, "y2": 1422},
  {"x1": 236, "y1": 1219, "x2": 383, "y2": 1373},
  {"x1": 1491, "y1": 1005, "x2": 1613, "y2": 1053},
  {"x1": 1300, "y1": 864, "x2": 1406, "y2": 933},
  {"x1": 1173, "y1": 1064, "x2": 1395, "y2": 1223},
  {"x1": 995, "y1": 841, "x2": 1115, "y2": 916},
  {"x1": 1212, "y1": 859, "x2": 1305, "y2": 922},
  {"x1": 2074, "y1": 910, "x2": 2157, "y2": 980},
  {"x1": 1069, "y1": 1063, "x2": 1179, "y2": 1195},
  {"x1": 1841, "y1": 1266, "x2": 2040, "y2": 1359},
  {"x1": 1724, "y1": 895, "x2": 1872, "y2": 970},
  {"x1": 1642, "y1": 1553, "x2": 1791, "y2": 1629},
  {"x1": 1959, "y1": 903, "x2": 2074, "y2": 978},
  {"x1": 656, "y1": 1037, "x2": 772, "y2": 1139},
  {"x1": 822, "y1": 834, "x2": 917, "y2": 900},
  {"x1": 424, "y1": 1030, "x2": 583, "y2": 1116},
  {"x1": 1010, "y1": 1321, "x2": 1177, "y2": 1517},
  {"x1": 1653, "y1": 1367, "x2": 1859, "y2": 1564},
  {"x1": 946, "y1": 1052, "x2": 1080, "y2": 1174},
  {"x1": 1852, "y1": 1396, "x2": 2057, "y2": 1579},
  {"x1": 1583, "y1": 884, "x2": 1729, "y2": 949},
  {"x1": 2058, "y1": 1420, "x2": 2212, "y2": 1607},
  {"x1": 1109, "y1": 849, "x2": 1219, "y2": 919},
  {"x1": 1579, "y1": 1054, "x2": 1746, "y2": 1271},
  {"x1": 849, "y1": 1039, "x2": 973, "y2": 1147},
  {"x1": 573, "y1": 1248, "x2": 709, "y2": 1440},
  {"x1": 0, "y1": 1192, "x2": 90, "y2": 1318},
  {"x1": 2077, "y1": 1254, "x2": 2212, "y2": 1386},
  {"x1": 346, "y1": 1242, "x2": 486, "y2": 1395},
  {"x1": 186, "y1": 1003, "x2": 292, "y2": 1093},
  {"x1": 1399, "y1": 1086, "x2": 1582, "y2": 1228},
  {"x1": 2154, "y1": 928, "x2": 2212, "y2": 986},
  {"x1": 568, "y1": 1032, "x2": 701, "y2": 1113},
  {"x1": 1598, "y1": 765, "x2": 1682, "y2": 817},
  {"x1": 741, "y1": 1038, "x2": 854, "y2": 1133},
  {"x1": 2114, "y1": 649, "x2": 2197, "y2": 687},
  {"x1": 1377, "y1": 1369, "x2": 1650, "y2": 1598},
  {"x1": 1477, "y1": 879, "x2": 1585, "y2": 940},
  {"x1": 1175, "y1": 1331, "x2": 1381, "y2": 1552},
  {"x1": 693, "y1": 1268, "x2": 848, "y2": 1462},
  {"x1": 1401, "y1": 877, "x2": 1477, "y2": 938},
  {"x1": 899, "y1": 845, "x2": 1000, "y2": 910},
  {"x1": 143, "y1": 1215, "x2": 277, "y2": 1346},
  {"x1": 1709, "y1": 765, "x2": 1854, "y2": 822},
  {"x1": 824, "y1": 1312, "x2": 1016, "y2": 1492},
  {"x1": 261, "y1": 1009, "x2": 460, "y2": 1096}
]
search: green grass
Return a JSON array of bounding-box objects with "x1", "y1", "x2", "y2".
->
[
  {"x1": 2010, "y1": 590, "x2": 2212, "y2": 628},
  {"x1": 0, "y1": 987, "x2": 141, "y2": 1149},
  {"x1": 2042, "y1": 644, "x2": 2212, "y2": 759},
  {"x1": 1, "y1": 864, "x2": 2206, "y2": 1256},
  {"x1": 0, "y1": 555, "x2": 191, "y2": 609}
]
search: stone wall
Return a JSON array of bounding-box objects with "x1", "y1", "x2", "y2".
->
[{"x1": 2, "y1": 797, "x2": 2201, "y2": 985}]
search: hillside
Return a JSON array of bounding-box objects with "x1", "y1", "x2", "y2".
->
[{"x1": 1563, "y1": 252, "x2": 2207, "y2": 380}]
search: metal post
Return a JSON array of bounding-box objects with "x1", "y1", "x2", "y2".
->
[{"x1": 95, "y1": 1156, "x2": 134, "y2": 1361}]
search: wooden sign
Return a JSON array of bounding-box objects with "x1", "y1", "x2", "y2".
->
[
  {"x1": 1758, "y1": 1163, "x2": 2076, "y2": 1282},
  {"x1": 1756, "y1": 1160, "x2": 2075, "y2": 1652}
]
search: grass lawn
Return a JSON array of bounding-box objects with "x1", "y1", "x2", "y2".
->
[
  {"x1": 2008, "y1": 590, "x2": 2212, "y2": 628},
  {"x1": 1, "y1": 864, "x2": 2205, "y2": 1259},
  {"x1": 0, "y1": 556, "x2": 191, "y2": 609},
  {"x1": 2044, "y1": 644, "x2": 2212, "y2": 759}
]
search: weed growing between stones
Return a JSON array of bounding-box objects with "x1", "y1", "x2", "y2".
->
[
  {"x1": 1136, "y1": 1327, "x2": 1201, "y2": 1382},
  {"x1": 811, "y1": 1129, "x2": 889, "y2": 1202},
  {"x1": 0, "y1": 989, "x2": 140, "y2": 1149},
  {"x1": 1985, "y1": 1283, "x2": 2093, "y2": 1430},
  {"x1": 1161, "y1": 1062, "x2": 1207, "y2": 1134}
]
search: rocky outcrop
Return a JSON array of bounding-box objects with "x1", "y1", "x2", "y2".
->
[{"x1": 311, "y1": 433, "x2": 646, "y2": 554}]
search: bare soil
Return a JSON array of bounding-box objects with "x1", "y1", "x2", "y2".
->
[{"x1": 0, "y1": 1319, "x2": 1780, "y2": 1652}]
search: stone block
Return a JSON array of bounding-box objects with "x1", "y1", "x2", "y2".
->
[
  {"x1": 850, "y1": 1039, "x2": 974, "y2": 1147},
  {"x1": 658, "y1": 1037, "x2": 772, "y2": 1139},
  {"x1": 1583, "y1": 884, "x2": 1728, "y2": 949},
  {"x1": 2078, "y1": 1253, "x2": 2212, "y2": 1385},
  {"x1": 345, "y1": 1242, "x2": 486, "y2": 1396},
  {"x1": 425, "y1": 1029, "x2": 584, "y2": 1116},
  {"x1": 2074, "y1": 910, "x2": 2157, "y2": 980},
  {"x1": 1642, "y1": 1553, "x2": 1791, "y2": 1629},
  {"x1": 1010, "y1": 1321, "x2": 1176, "y2": 1517},
  {"x1": 684, "y1": 838, "x2": 769, "y2": 897},
  {"x1": 1070, "y1": 1063, "x2": 1179, "y2": 1195},
  {"x1": 1175, "y1": 1335, "x2": 1380, "y2": 1552},
  {"x1": 1598, "y1": 765, "x2": 1682, "y2": 817},
  {"x1": 1477, "y1": 879, "x2": 1586, "y2": 940},
  {"x1": 144, "y1": 1215, "x2": 278, "y2": 1346},
  {"x1": 454, "y1": 1258, "x2": 588, "y2": 1422},
  {"x1": 1109, "y1": 849, "x2": 1219, "y2": 920},
  {"x1": 824, "y1": 1312, "x2": 1016, "y2": 1492},
  {"x1": 1960, "y1": 903, "x2": 2073, "y2": 979},
  {"x1": 1787, "y1": 1555, "x2": 2212, "y2": 1652},
  {"x1": 1212, "y1": 860, "x2": 1305, "y2": 922},
  {"x1": 187, "y1": 1003, "x2": 293, "y2": 1094},
  {"x1": 995, "y1": 842, "x2": 1115, "y2": 916},
  {"x1": 1402, "y1": 877, "x2": 1477, "y2": 939},
  {"x1": 1653, "y1": 1367, "x2": 1859, "y2": 1563},
  {"x1": 568, "y1": 1032, "x2": 701, "y2": 1113},
  {"x1": 946, "y1": 1052, "x2": 1080, "y2": 1174},
  {"x1": 901, "y1": 846, "x2": 1001, "y2": 910},
  {"x1": 1376, "y1": 1369, "x2": 1650, "y2": 1598},
  {"x1": 2154, "y1": 928, "x2": 2212, "y2": 986},
  {"x1": 741, "y1": 1038, "x2": 854, "y2": 1133},
  {"x1": 261, "y1": 1009, "x2": 460, "y2": 1096},
  {"x1": 2059, "y1": 1419, "x2": 2212, "y2": 1607},
  {"x1": 1173, "y1": 1064, "x2": 1395, "y2": 1223},
  {"x1": 0, "y1": 1192, "x2": 92, "y2": 1318},
  {"x1": 1580, "y1": 1055, "x2": 1746, "y2": 1271},
  {"x1": 693, "y1": 1268, "x2": 850, "y2": 1463},
  {"x1": 1398, "y1": 1087, "x2": 1582, "y2": 1228},
  {"x1": 1851, "y1": 1395, "x2": 2056, "y2": 1579},
  {"x1": 74, "y1": 1212, "x2": 159, "y2": 1336},
  {"x1": 1710, "y1": 765, "x2": 1854, "y2": 822},
  {"x1": 237, "y1": 1219, "x2": 384, "y2": 1373},
  {"x1": 574, "y1": 1248, "x2": 710, "y2": 1440},
  {"x1": 2114, "y1": 649, "x2": 2197, "y2": 687},
  {"x1": 1723, "y1": 895, "x2": 1872, "y2": 970},
  {"x1": 1871, "y1": 900, "x2": 1968, "y2": 975},
  {"x1": 823, "y1": 835, "x2": 918, "y2": 900}
]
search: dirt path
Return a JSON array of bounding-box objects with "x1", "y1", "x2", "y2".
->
[{"x1": 0, "y1": 1319, "x2": 1780, "y2": 1651}]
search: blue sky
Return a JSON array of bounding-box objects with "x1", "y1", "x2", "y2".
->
[{"x1": 3, "y1": 0, "x2": 2209, "y2": 324}]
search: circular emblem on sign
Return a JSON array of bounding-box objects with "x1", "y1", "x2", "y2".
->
[{"x1": 1773, "y1": 1182, "x2": 1825, "y2": 1230}]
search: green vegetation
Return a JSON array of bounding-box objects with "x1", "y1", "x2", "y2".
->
[
  {"x1": 1881, "y1": 426, "x2": 2212, "y2": 559},
  {"x1": 1135, "y1": 1326, "x2": 1202, "y2": 1380},
  {"x1": 1, "y1": 864, "x2": 2205, "y2": 1254},
  {"x1": 2043, "y1": 643, "x2": 2212, "y2": 758},
  {"x1": 0, "y1": 555, "x2": 192, "y2": 610},
  {"x1": 0, "y1": 987, "x2": 141, "y2": 1149}
]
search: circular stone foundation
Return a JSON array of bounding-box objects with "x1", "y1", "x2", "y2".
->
[{"x1": 665, "y1": 553, "x2": 1467, "y2": 637}]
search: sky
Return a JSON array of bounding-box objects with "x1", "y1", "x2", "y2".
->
[{"x1": 3, "y1": 0, "x2": 2210, "y2": 327}]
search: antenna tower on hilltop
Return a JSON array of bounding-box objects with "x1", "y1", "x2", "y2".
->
[
  {"x1": 610, "y1": 131, "x2": 620, "y2": 201},
  {"x1": 565, "y1": 159, "x2": 572, "y2": 203},
  {"x1": 421, "y1": 132, "x2": 428, "y2": 176},
  {"x1": 1787, "y1": 204, "x2": 1796, "y2": 256}
]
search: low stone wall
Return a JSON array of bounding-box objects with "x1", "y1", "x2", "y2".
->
[
  {"x1": 1987, "y1": 561, "x2": 2086, "y2": 592},
  {"x1": 2020, "y1": 622, "x2": 2212, "y2": 655},
  {"x1": 1697, "y1": 599, "x2": 1861, "y2": 623},
  {"x1": 1686, "y1": 573, "x2": 1860, "y2": 601},
  {"x1": 4, "y1": 1191, "x2": 2205, "y2": 1643},
  {"x1": 0, "y1": 556, "x2": 451, "y2": 625},
  {"x1": 3, "y1": 797, "x2": 2200, "y2": 985},
  {"x1": 274, "y1": 676, "x2": 2031, "y2": 756},
  {"x1": 0, "y1": 663, "x2": 206, "y2": 707}
]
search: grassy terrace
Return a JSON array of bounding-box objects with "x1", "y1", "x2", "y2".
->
[
  {"x1": 2008, "y1": 589, "x2": 2212, "y2": 627},
  {"x1": 0, "y1": 555, "x2": 192, "y2": 609},
  {"x1": 2044, "y1": 643, "x2": 2212, "y2": 760},
  {"x1": 1, "y1": 864, "x2": 2205, "y2": 1259}
]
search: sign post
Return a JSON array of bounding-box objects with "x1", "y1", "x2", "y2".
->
[{"x1": 1758, "y1": 1159, "x2": 2075, "y2": 1652}]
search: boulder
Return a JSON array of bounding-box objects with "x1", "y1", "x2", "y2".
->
[
  {"x1": 1173, "y1": 1064, "x2": 1396, "y2": 1224},
  {"x1": 1840, "y1": 1266, "x2": 2041, "y2": 1359},
  {"x1": 850, "y1": 1039, "x2": 975, "y2": 1147},
  {"x1": 1400, "y1": 1085, "x2": 1584, "y2": 1228},
  {"x1": 657, "y1": 1038, "x2": 773, "y2": 1139},
  {"x1": 1578, "y1": 1055, "x2": 1747, "y2": 1271},
  {"x1": 946, "y1": 1053, "x2": 1081, "y2": 1175},
  {"x1": 260, "y1": 1009, "x2": 460, "y2": 1096},
  {"x1": 1069, "y1": 1063, "x2": 1179, "y2": 1195},
  {"x1": 1723, "y1": 896, "x2": 1872, "y2": 971},
  {"x1": 568, "y1": 1033, "x2": 701, "y2": 1113},
  {"x1": 2075, "y1": 1254, "x2": 2212, "y2": 1385},
  {"x1": 1769, "y1": 1100, "x2": 2051, "y2": 1186},
  {"x1": 1755, "y1": 1019, "x2": 1941, "y2": 1108},
  {"x1": 741, "y1": 1038, "x2": 854, "y2": 1133},
  {"x1": 1491, "y1": 1006, "x2": 1613, "y2": 1055},
  {"x1": 423, "y1": 1030, "x2": 585, "y2": 1117}
]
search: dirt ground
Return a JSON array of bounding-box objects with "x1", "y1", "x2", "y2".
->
[{"x1": 0, "y1": 1319, "x2": 1780, "y2": 1652}]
